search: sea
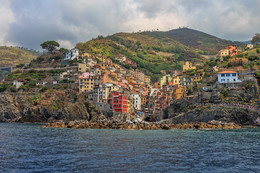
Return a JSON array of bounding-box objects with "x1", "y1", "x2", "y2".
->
[{"x1": 0, "y1": 123, "x2": 260, "y2": 173}]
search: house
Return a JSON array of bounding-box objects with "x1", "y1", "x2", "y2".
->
[
  {"x1": 160, "y1": 74, "x2": 173, "y2": 88},
  {"x1": 78, "y1": 63, "x2": 90, "y2": 73},
  {"x1": 94, "y1": 85, "x2": 110, "y2": 103},
  {"x1": 180, "y1": 77, "x2": 193, "y2": 86},
  {"x1": 227, "y1": 45, "x2": 237, "y2": 57},
  {"x1": 245, "y1": 44, "x2": 254, "y2": 50},
  {"x1": 193, "y1": 72, "x2": 205, "y2": 82},
  {"x1": 111, "y1": 92, "x2": 128, "y2": 113},
  {"x1": 219, "y1": 49, "x2": 229, "y2": 57},
  {"x1": 13, "y1": 80, "x2": 23, "y2": 89},
  {"x1": 173, "y1": 76, "x2": 181, "y2": 85},
  {"x1": 173, "y1": 85, "x2": 187, "y2": 100},
  {"x1": 183, "y1": 61, "x2": 196, "y2": 72},
  {"x1": 217, "y1": 71, "x2": 241, "y2": 83},
  {"x1": 131, "y1": 94, "x2": 141, "y2": 111},
  {"x1": 85, "y1": 57, "x2": 97, "y2": 67},
  {"x1": 65, "y1": 48, "x2": 79, "y2": 60},
  {"x1": 79, "y1": 72, "x2": 95, "y2": 92}
]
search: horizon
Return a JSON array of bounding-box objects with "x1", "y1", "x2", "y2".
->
[{"x1": 0, "y1": 0, "x2": 259, "y2": 50}]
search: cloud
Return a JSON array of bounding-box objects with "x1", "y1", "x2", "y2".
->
[
  {"x1": 0, "y1": 0, "x2": 15, "y2": 45},
  {"x1": 0, "y1": 0, "x2": 259, "y2": 50}
]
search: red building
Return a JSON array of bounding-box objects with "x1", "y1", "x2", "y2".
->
[{"x1": 111, "y1": 92, "x2": 128, "y2": 113}]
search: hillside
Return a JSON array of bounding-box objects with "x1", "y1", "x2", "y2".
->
[
  {"x1": 0, "y1": 46, "x2": 41, "y2": 67},
  {"x1": 76, "y1": 28, "x2": 245, "y2": 75},
  {"x1": 76, "y1": 32, "x2": 204, "y2": 75},
  {"x1": 146, "y1": 28, "x2": 244, "y2": 54}
]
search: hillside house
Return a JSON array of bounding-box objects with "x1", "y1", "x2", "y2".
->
[
  {"x1": 219, "y1": 49, "x2": 229, "y2": 57},
  {"x1": 245, "y1": 44, "x2": 254, "y2": 50},
  {"x1": 183, "y1": 61, "x2": 196, "y2": 72},
  {"x1": 111, "y1": 91, "x2": 128, "y2": 113},
  {"x1": 227, "y1": 45, "x2": 237, "y2": 57},
  {"x1": 65, "y1": 49, "x2": 79, "y2": 60},
  {"x1": 217, "y1": 71, "x2": 241, "y2": 83},
  {"x1": 131, "y1": 94, "x2": 141, "y2": 111}
]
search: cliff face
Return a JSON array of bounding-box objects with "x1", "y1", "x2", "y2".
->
[
  {"x1": 163, "y1": 99, "x2": 260, "y2": 125},
  {"x1": 0, "y1": 92, "x2": 105, "y2": 123}
]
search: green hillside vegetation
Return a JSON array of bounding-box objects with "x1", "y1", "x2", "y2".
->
[
  {"x1": 76, "y1": 32, "x2": 204, "y2": 75},
  {"x1": 154, "y1": 28, "x2": 244, "y2": 54},
  {"x1": 0, "y1": 46, "x2": 41, "y2": 67}
]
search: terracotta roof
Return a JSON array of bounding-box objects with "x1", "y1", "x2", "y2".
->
[{"x1": 218, "y1": 71, "x2": 237, "y2": 74}]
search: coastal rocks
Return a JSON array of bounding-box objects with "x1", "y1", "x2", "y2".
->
[{"x1": 41, "y1": 120, "x2": 242, "y2": 130}]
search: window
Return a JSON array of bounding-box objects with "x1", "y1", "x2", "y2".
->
[
  {"x1": 232, "y1": 73, "x2": 236, "y2": 76},
  {"x1": 221, "y1": 74, "x2": 225, "y2": 77},
  {"x1": 233, "y1": 79, "x2": 236, "y2": 81},
  {"x1": 226, "y1": 74, "x2": 230, "y2": 77},
  {"x1": 221, "y1": 79, "x2": 225, "y2": 82}
]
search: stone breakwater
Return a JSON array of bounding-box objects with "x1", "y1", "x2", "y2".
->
[{"x1": 41, "y1": 120, "x2": 242, "y2": 130}]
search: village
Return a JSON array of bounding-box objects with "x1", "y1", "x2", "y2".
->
[{"x1": 7, "y1": 42, "x2": 258, "y2": 121}]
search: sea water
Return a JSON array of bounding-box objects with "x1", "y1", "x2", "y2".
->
[{"x1": 0, "y1": 123, "x2": 260, "y2": 172}]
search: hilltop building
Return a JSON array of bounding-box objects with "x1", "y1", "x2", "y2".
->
[
  {"x1": 183, "y1": 61, "x2": 196, "y2": 72},
  {"x1": 65, "y1": 49, "x2": 79, "y2": 60}
]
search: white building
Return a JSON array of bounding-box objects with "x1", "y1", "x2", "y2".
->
[
  {"x1": 131, "y1": 94, "x2": 141, "y2": 111},
  {"x1": 65, "y1": 49, "x2": 79, "y2": 60},
  {"x1": 218, "y1": 71, "x2": 241, "y2": 83}
]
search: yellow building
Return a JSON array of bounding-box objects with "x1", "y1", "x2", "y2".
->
[
  {"x1": 193, "y1": 72, "x2": 205, "y2": 82},
  {"x1": 79, "y1": 74, "x2": 95, "y2": 92},
  {"x1": 219, "y1": 49, "x2": 229, "y2": 57},
  {"x1": 183, "y1": 61, "x2": 196, "y2": 72},
  {"x1": 78, "y1": 63, "x2": 90, "y2": 73},
  {"x1": 160, "y1": 74, "x2": 173, "y2": 88},
  {"x1": 173, "y1": 76, "x2": 181, "y2": 85},
  {"x1": 173, "y1": 86, "x2": 187, "y2": 100}
]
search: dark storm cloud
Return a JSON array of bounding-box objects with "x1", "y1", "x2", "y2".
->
[{"x1": 1, "y1": 0, "x2": 260, "y2": 50}]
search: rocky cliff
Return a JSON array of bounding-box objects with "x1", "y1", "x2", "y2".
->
[
  {"x1": 0, "y1": 92, "x2": 106, "y2": 123},
  {"x1": 163, "y1": 99, "x2": 259, "y2": 125}
]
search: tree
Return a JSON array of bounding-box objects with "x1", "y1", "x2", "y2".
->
[
  {"x1": 251, "y1": 33, "x2": 260, "y2": 44},
  {"x1": 40, "y1": 41, "x2": 60, "y2": 52}
]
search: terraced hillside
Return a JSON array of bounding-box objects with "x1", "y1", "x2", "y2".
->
[
  {"x1": 0, "y1": 46, "x2": 41, "y2": 67},
  {"x1": 76, "y1": 28, "x2": 244, "y2": 75}
]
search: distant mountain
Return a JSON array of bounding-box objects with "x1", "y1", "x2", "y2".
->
[
  {"x1": 144, "y1": 28, "x2": 244, "y2": 54},
  {"x1": 0, "y1": 46, "x2": 41, "y2": 67}
]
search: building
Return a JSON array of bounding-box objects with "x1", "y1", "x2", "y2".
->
[
  {"x1": 245, "y1": 44, "x2": 254, "y2": 50},
  {"x1": 79, "y1": 72, "x2": 95, "y2": 92},
  {"x1": 95, "y1": 85, "x2": 110, "y2": 103},
  {"x1": 193, "y1": 72, "x2": 205, "y2": 82},
  {"x1": 134, "y1": 69, "x2": 145, "y2": 82},
  {"x1": 13, "y1": 80, "x2": 23, "y2": 89},
  {"x1": 180, "y1": 77, "x2": 193, "y2": 86},
  {"x1": 160, "y1": 74, "x2": 173, "y2": 88},
  {"x1": 227, "y1": 45, "x2": 237, "y2": 57},
  {"x1": 85, "y1": 57, "x2": 97, "y2": 67},
  {"x1": 131, "y1": 94, "x2": 141, "y2": 111},
  {"x1": 111, "y1": 92, "x2": 128, "y2": 113},
  {"x1": 173, "y1": 76, "x2": 181, "y2": 85},
  {"x1": 219, "y1": 49, "x2": 229, "y2": 57},
  {"x1": 173, "y1": 85, "x2": 187, "y2": 100},
  {"x1": 65, "y1": 48, "x2": 79, "y2": 60},
  {"x1": 183, "y1": 61, "x2": 196, "y2": 72},
  {"x1": 217, "y1": 71, "x2": 241, "y2": 83},
  {"x1": 78, "y1": 63, "x2": 90, "y2": 73}
]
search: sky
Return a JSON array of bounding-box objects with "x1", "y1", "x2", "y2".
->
[{"x1": 0, "y1": 0, "x2": 259, "y2": 50}]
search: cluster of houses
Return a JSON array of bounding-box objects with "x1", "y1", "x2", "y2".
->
[{"x1": 9, "y1": 44, "x2": 257, "y2": 118}]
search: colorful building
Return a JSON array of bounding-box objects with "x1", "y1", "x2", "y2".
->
[
  {"x1": 160, "y1": 74, "x2": 173, "y2": 88},
  {"x1": 183, "y1": 61, "x2": 196, "y2": 72},
  {"x1": 173, "y1": 85, "x2": 187, "y2": 100},
  {"x1": 227, "y1": 45, "x2": 238, "y2": 57},
  {"x1": 111, "y1": 92, "x2": 128, "y2": 113},
  {"x1": 219, "y1": 49, "x2": 229, "y2": 57}
]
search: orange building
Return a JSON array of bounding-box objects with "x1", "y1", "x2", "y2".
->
[
  {"x1": 173, "y1": 85, "x2": 187, "y2": 100},
  {"x1": 227, "y1": 45, "x2": 237, "y2": 57}
]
